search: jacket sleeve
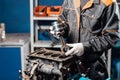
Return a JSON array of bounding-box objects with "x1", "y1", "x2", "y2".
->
[
  {"x1": 58, "y1": 0, "x2": 68, "y2": 22},
  {"x1": 58, "y1": 0, "x2": 69, "y2": 37},
  {"x1": 83, "y1": 1, "x2": 120, "y2": 52}
]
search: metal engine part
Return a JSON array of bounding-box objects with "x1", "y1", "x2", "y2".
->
[
  {"x1": 50, "y1": 21, "x2": 70, "y2": 53},
  {"x1": 0, "y1": 23, "x2": 6, "y2": 41},
  {"x1": 23, "y1": 48, "x2": 81, "y2": 80}
]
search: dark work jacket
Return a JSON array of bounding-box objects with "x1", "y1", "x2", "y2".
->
[{"x1": 59, "y1": 0, "x2": 120, "y2": 63}]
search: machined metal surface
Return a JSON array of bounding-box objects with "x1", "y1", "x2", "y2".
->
[{"x1": 29, "y1": 48, "x2": 72, "y2": 62}]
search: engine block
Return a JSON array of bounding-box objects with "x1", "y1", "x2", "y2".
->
[{"x1": 23, "y1": 48, "x2": 80, "y2": 80}]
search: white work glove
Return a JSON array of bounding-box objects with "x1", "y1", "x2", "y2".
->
[{"x1": 65, "y1": 43, "x2": 84, "y2": 56}]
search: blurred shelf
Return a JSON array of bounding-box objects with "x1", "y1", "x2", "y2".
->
[
  {"x1": 30, "y1": 0, "x2": 60, "y2": 52},
  {"x1": 33, "y1": 16, "x2": 58, "y2": 20},
  {"x1": 0, "y1": 33, "x2": 30, "y2": 46},
  {"x1": 33, "y1": 41, "x2": 61, "y2": 48}
]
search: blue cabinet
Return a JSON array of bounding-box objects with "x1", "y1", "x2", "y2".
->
[
  {"x1": 0, "y1": 33, "x2": 30, "y2": 80},
  {"x1": 0, "y1": 47, "x2": 21, "y2": 80}
]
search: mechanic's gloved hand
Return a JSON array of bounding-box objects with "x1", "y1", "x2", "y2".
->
[{"x1": 65, "y1": 43, "x2": 84, "y2": 56}]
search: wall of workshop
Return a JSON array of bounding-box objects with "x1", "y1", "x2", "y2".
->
[
  {"x1": 0, "y1": 0, "x2": 63, "y2": 33},
  {"x1": 0, "y1": 0, "x2": 30, "y2": 33},
  {"x1": 0, "y1": 0, "x2": 3, "y2": 22}
]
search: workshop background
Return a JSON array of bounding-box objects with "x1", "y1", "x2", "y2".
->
[{"x1": 0, "y1": 0, "x2": 120, "y2": 80}]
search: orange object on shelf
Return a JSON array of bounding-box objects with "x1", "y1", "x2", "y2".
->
[
  {"x1": 46, "y1": 6, "x2": 62, "y2": 17},
  {"x1": 34, "y1": 6, "x2": 47, "y2": 17}
]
